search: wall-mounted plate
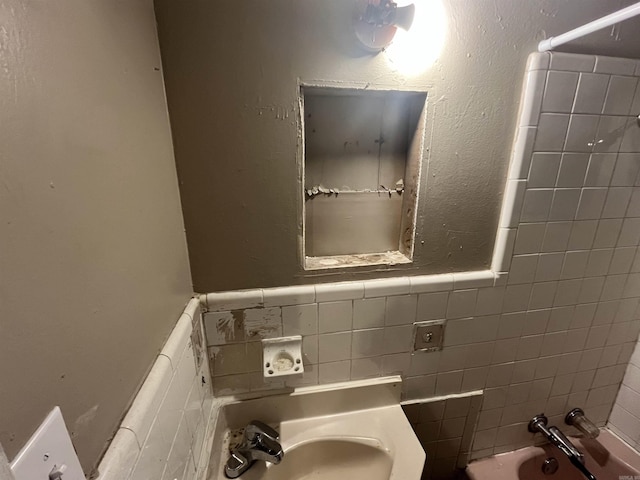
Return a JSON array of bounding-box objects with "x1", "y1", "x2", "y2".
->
[
  {"x1": 10, "y1": 407, "x2": 84, "y2": 480},
  {"x1": 413, "y1": 320, "x2": 445, "y2": 352}
]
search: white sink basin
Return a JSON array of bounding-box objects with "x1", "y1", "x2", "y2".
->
[
  {"x1": 206, "y1": 377, "x2": 425, "y2": 480},
  {"x1": 242, "y1": 438, "x2": 393, "y2": 480}
]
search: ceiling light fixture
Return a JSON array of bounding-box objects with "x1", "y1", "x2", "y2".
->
[
  {"x1": 353, "y1": 0, "x2": 416, "y2": 52},
  {"x1": 354, "y1": 0, "x2": 447, "y2": 76}
]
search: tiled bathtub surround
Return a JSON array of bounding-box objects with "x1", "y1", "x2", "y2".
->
[
  {"x1": 608, "y1": 339, "x2": 640, "y2": 449},
  {"x1": 97, "y1": 298, "x2": 215, "y2": 480}
]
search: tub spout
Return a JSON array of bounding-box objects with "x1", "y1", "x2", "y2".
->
[
  {"x1": 528, "y1": 414, "x2": 597, "y2": 480},
  {"x1": 569, "y1": 455, "x2": 597, "y2": 480}
]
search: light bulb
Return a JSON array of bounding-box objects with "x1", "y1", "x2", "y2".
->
[{"x1": 384, "y1": 0, "x2": 447, "y2": 75}]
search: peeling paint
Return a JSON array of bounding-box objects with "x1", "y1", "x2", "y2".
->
[
  {"x1": 73, "y1": 405, "x2": 99, "y2": 438},
  {"x1": 243, "y1": 307, "x2": 282, "y2": 339}
]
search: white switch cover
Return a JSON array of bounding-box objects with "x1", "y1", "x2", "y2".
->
[{"x1": 10, "y1": 407, "x2": 84, "y2": 480}]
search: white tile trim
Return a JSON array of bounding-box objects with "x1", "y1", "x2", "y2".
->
[
  {"x1": 161, "y1": 313, "x2": 193, "y2": 370},
  {"x1": 204, "y1": 290, "x2": 263, "y2": 312},
  {"x1": 0, "y1": 444, "x2": 15, "y2": 480},
  {"x1": 96, "y1": 297, "x2": 213, "y2": 480},
  {"x1": 120, "y1": 355, "x2": 172, "y2": 448},
  {"x1": 96, "y1": 428, "x2": 140, "y2": 480}
]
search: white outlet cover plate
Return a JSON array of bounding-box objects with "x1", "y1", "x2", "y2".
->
[{"x1": 10, "y1": 406, "x2": 84, "y2": 480}]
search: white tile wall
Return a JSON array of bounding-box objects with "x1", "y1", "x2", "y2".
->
[
  {"x1": 608, "y1": 340, "x2": 640, "y2": 449},
  {"x1": 96, "y1": 298, "x2": 214, "y2": 480},
  {"x1": 403, "y1": 392, "x2": 482, "y2": 480}
]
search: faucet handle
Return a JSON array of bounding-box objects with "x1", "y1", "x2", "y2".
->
[
  {"x1": 565, "y1": 408, "x2": 600, "y2": 439},
  {"x1": 245, "y1": 420, "x2": 280, "y2": 442}
]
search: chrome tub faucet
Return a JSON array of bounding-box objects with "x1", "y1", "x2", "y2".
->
[
  {"x1": 224, "y1": 421, "x2": 284, "y2": 478},
  {"x1": 529, "y1": 414, "x2": 597, "y2": 480}
]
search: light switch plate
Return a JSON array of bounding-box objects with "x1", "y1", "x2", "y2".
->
[
  {"x1": 10, "y1": 407, "x2": 84, "y2": 480},
  {"x1": 413, "y1": 320, "x2": 445, "y2": 352}
]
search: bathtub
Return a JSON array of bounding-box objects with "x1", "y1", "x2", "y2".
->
[{"x1": 467, "y1": 430, "x2": 640, "y2": 480}]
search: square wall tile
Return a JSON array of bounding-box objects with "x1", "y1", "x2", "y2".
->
[
  {"x1": 209, "y1": 344, "x2": 250, "y2": 377},
  {"x1": 417, "y1": 292, "x2": 449, "y2": 320},
  {"x1": 503, "y1": 284, "x2": 532, "y2": 313},
  {"x1": 562, "y1": 251, "x2": 589, "y2": 279},
  {"x1": 564, "y1": 115, "x2": 599, "y2": 152},
  {"x1": 318, "y1": 332, "x2": 352, "y2": 363},
  {"x1": 576, "y1": 188, "x2": 608, "y2": 220},
  {"x1": 585, "y1": 153, "x2": 616, "y2": 187},
  {"x1": 610, "y1": 247, "x2": 637, "y2": 275},
  {"x1": 351, "y1": 328, "x2": 384, "y2": 359},
  {"x1": 573, "y1": 73, "x2": 609, "y2": 114},
  {"x1": 586, "y1": 249, "x2": 614, "y2": 277},
  {"x1": 476, "y1": 287, "x2": 506, "y2": 316},
  {"x1": 602, "y1": 188, "x2": 633, "y2": 219},
  {"x1": 542, "y1": 71, "x2": 579, "y2": 113},
  {"x1": 594, "y1": 116, "x2": 628, "y2": 153},
  {"x1": 351, "y1": 357, "x2": 383, "y2": 380},
  {"x1": 385, "y1": 295, "x2": 418, "y2": 326},
  {"x1": 528, "y1": 153, "x2": 561, "y2": 188},
  {"x1": 243, "y1": 307, "x2": 282, "y2": 340},
  {"x1": 318, "y1": 301, "x2": 352, "y2": 333},
  {"x1": 618, "y1": 218, "x2": 640, "y2": 246},
  {"x1": 353, "y1": 298, "x2": 385, "y2": 329},
  {"x1": 508, "y1": 254, "x2": 538, "y2": 284},
  {"x1": 383, "y1": 325, "x2": 413, "y2": 354},
  {"x1": 521, "y1": 189, "x2": 553, "y2": 222},
  {"x1": 282, "y1": 304, "x2": 318, "y2": 336},
  {"x1": 446, "y1": 289, "x2": 478, "y2": 318},
  {"x1": 529, "y1": 284, "x2": 557, "y2": 311},
  {"x1": 568, "y1": 220, "x2": 598, "y2": 250},
  {"x1": 535, "y1": 253, "x2": 564, "y2": 282},
  {"x1": 318, "y1": 360, "x2": 351, "y2": 383},
  {"x1": 534, "y1": 114, "x2": 570, "y2": 151},
  {"x1": 382, "y1": 352, "x2": 411, "y2": 375},
  {"x1": 593, "y1": 219, "x2": 623, "y2": 248},
  {"x1": 556, "y1": 153, "x2": 589, "y2": 187},
  {"x1": 515, "y1": 223, "x2": 546, "y2": 254},
  {"x1": 204, "y1": 311, "x2": 244, "y2": 346},
  {"x1": 549, "y1": 189, "x2": 581, "y2": 221},
  {"x1": 612, "y1": 154, "x2": 640, "y2": 187},
  {"x1": 542, "y1": 222, "x2": 572, "y2": 252},
  {"x1": 603, "y1": 76, "x2": 638, "y2": 115},
  {"x1": 554, "y1": 279, "x2": 582, "y2": 306}
]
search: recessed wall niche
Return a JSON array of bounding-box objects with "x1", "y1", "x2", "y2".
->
[{"x1": 301, "y1": 86, "x2": 427, "y2": 270}]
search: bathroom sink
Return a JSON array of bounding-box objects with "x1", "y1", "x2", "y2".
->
[
  {"x1": 241, "y1": 438, "x2": 393, "y2": 480},
  {"x1": 206, "y1": 376, "x2": 425, "y2": 480}
]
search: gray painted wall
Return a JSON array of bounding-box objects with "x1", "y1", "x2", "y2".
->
[
  {"x1": 0, "y1": 0, "x2": 192, "y2": 474},
  {"x1": 155, "y1": 0, "x2": 640, "y2": 292}
]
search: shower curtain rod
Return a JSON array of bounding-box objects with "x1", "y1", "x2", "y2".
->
[{"x1": 538, "y1": 2, "x2": 640, "y2": 52}]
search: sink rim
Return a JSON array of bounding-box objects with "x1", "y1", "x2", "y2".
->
[
  {"x1": 277, "y1": 435, "x2": 390, "y2": 457},
  {"x1": 206, "y1": 376, "x2": 425, "y2": 480}
]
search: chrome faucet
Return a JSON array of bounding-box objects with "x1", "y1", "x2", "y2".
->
[
  {"x1": 224, "y1": 420, "x2": 284, "y2": 478},
  {"x1": 528, "y1": 414, "x2": 597, "y2": 480}
]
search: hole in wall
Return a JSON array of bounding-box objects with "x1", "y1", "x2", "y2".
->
[{"x1": 300, "y1": 86, "x2": 428, "y2": 270}]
